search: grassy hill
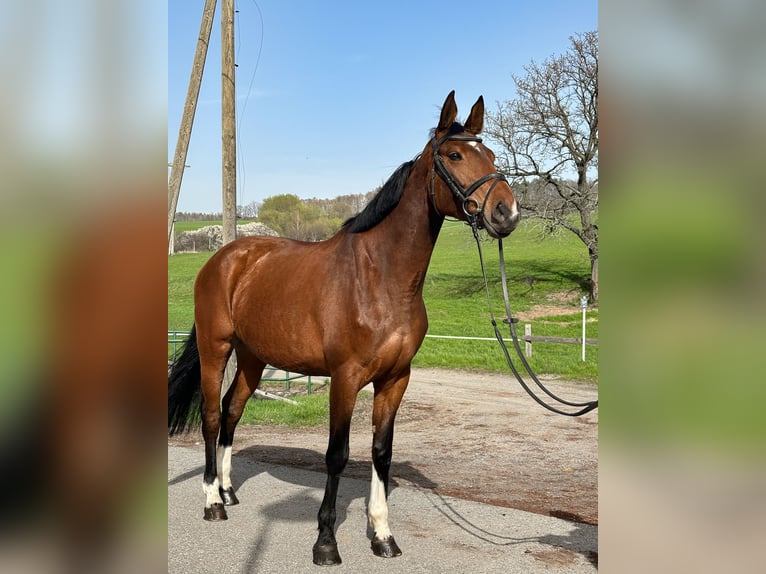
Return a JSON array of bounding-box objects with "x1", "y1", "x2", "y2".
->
[{"x1": 168, "y1": 219, "x2": 597, "y2": 381}]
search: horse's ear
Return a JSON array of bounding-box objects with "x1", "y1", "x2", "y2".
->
[
  {"x1": 464, "y1": 95, "x2": 484, "y2": 134},
  {"x1": 437, "y1": 90, "x2": 458, "y2": 131}
]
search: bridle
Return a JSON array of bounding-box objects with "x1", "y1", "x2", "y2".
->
[
  {"x1": 429, "y1": 131, "x2": 598, "y2": 417},
  {"x1": 429, "y1": 133, "x2": 509, "y2": 227}
]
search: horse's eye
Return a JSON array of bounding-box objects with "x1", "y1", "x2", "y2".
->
[{"x1": 448, "y1": 152, "x2": 462, "y2": 161}]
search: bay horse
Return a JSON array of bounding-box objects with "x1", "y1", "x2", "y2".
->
[{"x1": 168, "y1": 91, "x2": 520, "y2": 566}]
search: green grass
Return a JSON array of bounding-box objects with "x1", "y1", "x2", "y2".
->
[
  {"x1": 415, "y1": 311, "x2": 598, "y2": 379},
  {"x1": 237, "y1": 389, "x2": 374, "y2": 427},
  {"x1": 414, "y1": 221, "x2": 596, "y2": 379},
  {"x1": 168, "y1": 219, "x2": 597, "y2": 381},
  {"x1": 239, "y1": 393, "x2": 331, "y2": 426},
  {"x1": 168, "y1": 252, "x2": 212, "y2": 330}
]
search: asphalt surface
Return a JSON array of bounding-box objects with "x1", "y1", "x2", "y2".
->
[{"x1": 169, "y1": 445, "x2": 597, "y2": 573}]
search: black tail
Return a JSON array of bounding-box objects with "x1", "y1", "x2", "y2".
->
[{"x1": 168, "y1": 325, "x2": 203, "y2": 435}]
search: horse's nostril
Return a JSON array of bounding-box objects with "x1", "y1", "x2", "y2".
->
[
  {"x1": 493, "y1": 201, "x2": 515, "y2": 223},
  {"x1": 490, "y1": 201, "x2": 520, "y2": 235},
  {"x1": 494, "y1": 202, "x2": 511, "y2": 220}
]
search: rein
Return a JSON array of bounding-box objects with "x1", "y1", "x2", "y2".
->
[
  {"x1": 430, "y1": 133, "x2": 598, "y2": 417},
  {"x1": 471, "y1": 225, "x2": 598, "y2": 417}
]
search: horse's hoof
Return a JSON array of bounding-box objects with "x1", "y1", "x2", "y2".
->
[
  {"x1": 371, "y1": 536, "x2": 402, "y2": 558},
  {"x1": 312, "y1": 543, "x2": 342, "y2": 566},
  {"x1": 220, "y1": 487, "x2": 239, "y2": 506},
  {"x1": 203, "y1": 503, "x2": 228, "y2": 521}
]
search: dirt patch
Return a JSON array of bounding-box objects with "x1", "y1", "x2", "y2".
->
[
  {"x1": 514, "y1": 292, "x2": 597, "y2": 322},
  {"x1": 170, "y1": 367, "x2": 598, "y2": 525},
  {"x1": 526, "y1": 547, "x2": 579, "y2": 567}
]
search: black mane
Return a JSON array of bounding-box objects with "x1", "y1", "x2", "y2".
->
[{"x1": 342, "y1": 160, "x2": 416, "y2": 233}]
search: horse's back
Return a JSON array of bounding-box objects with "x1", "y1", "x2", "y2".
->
[{"x1": 196, "y1": 234, "x2": 322, "y2": 286}]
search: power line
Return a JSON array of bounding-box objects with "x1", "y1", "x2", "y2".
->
[{"x1": 235, "y1": 0, "x2": 265, "y2": 208}]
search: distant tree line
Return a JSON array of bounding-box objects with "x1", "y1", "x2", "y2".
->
[
  {"x1": 257, "y1": 191, "x2": 376, "y2": 241},
  {"x1": 175, "y1": 191, "x2": 377, "y2": 242},
  {"x1": 175, "y1": 211, "x2": 223, "y2": 222},
  {"x1": 175, "y1": 200, "x2": 260, "y2": 222}
]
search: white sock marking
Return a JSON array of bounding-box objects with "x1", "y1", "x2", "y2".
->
[
  {"x1": 217, "y1": 445, "x2": 233, "y2": 490},
  {"x1": 202, "y1": 477, "x2": 222, "y2": 507},
  {"x1": 368, "y1": 465, "x2": 392, "y2": 540}
]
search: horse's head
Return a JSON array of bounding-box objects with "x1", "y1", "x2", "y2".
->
[{"x1": 427, "y1": 91, "x2": 520, "y2": 238}]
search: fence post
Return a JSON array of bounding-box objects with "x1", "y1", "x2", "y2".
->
[
  {"x1": 525, "y1": 323, "x2": 532, "y2": 357},
  {"x1": 580, "y1": 296, "x2": 588, "y2": 362}
]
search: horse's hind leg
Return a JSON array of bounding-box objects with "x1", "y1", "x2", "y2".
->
[
  {"x1": 198, "y1": 337, "x2": 233, "y2": 521},
  {"x1": 217, "y1": 348, "x2": 265, "y2": 506},
  {"x1": 368, "y1": 369, "x2": 410, "y2": 558}
]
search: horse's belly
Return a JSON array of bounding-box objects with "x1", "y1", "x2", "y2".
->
[{"x1": 234, "y1": 297, "x2": 330, "y2": 376}]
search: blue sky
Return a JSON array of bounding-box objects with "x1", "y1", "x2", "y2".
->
[{"x1": 169, "y1": 0, "x2": 597, "y2": 212}]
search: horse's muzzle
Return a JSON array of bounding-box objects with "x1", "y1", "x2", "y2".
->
[{"x1": 484, "y1": 200, "x2": 520, "y2": 238}]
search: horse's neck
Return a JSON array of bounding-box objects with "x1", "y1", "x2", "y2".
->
[{"x1": 361, "y1": 163, "x2": 443, "y2": 292}]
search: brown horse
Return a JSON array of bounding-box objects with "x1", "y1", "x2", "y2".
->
[{"x1": 168, "y1": 91, "x2": 520, "y2": 566}]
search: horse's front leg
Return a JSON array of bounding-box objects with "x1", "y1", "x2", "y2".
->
[
  {"x1": 313, "y1": 373, "x2": 359, "y2": 566},
  {"x1": 368, "y1": 369, "x2": 410, "y2": 558}
]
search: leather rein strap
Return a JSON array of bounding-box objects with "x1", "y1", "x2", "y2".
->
[{"x1": 472, "y1": 225, "x2": 598, "y2": 417}]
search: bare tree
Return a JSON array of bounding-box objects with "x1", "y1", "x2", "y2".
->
[
  {"x1": 237, "y1": 200, "x2": 260, "y2": 219},
  {"x1": 486, "y1": 31, "x2": 599, "y2": 302}
]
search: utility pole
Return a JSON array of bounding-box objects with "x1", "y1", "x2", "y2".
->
[
  {"x1": 167, "y1": 164, "x2": 189, "y2": 255},
  {"x1": 167, "y1": 0, "x2": 218, "y2": 249},
  {"x1": 221, "y1": 0, "x2": 237, "y2": 245}
]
